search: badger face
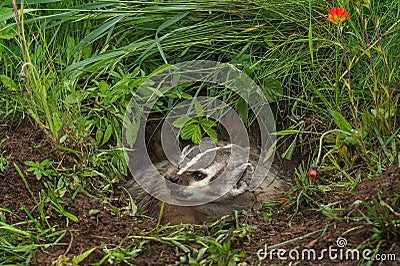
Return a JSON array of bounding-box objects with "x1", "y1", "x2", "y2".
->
[
  {"x1": 162, "y1": 143, "x2": 253, "y2": 202},
  {"x1": 126, "y1": 141, "x2": 288, "y2": 224}
]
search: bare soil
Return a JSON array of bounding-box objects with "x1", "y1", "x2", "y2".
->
[{"x1": 0, "y1": 117, "x2": 399, "y2": 265}]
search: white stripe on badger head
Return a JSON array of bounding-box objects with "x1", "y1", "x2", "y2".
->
[
  {"x1": 177, "y1": 144, "x2": 232, "y2": 175},
  {"x1": 181, "y1": 145, "x2": 197, "y2": 159},
  {"x1": 178, "y1": 145, "x2": 202, "y2": 165}
]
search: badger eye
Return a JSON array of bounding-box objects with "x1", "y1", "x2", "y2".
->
[{"x1": 192, "y1": 172, "x2": 206, "y2": 181}]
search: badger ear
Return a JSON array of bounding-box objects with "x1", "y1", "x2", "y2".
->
[
  {"x1": 224, "y1": 162, "x2": 254, "y2": 197},
  {"x1": 244, "y1": 162, "x2": 254, "y2": 174},
  {"x1": 225, "y1": 162, "x2": 253, "y2": 186},
  {"x1": 234, "y1": 162, "x2": 254, "y2": 176},
  {"x1": 240, "y1": 162, "x2": 254, "y2": 186}
]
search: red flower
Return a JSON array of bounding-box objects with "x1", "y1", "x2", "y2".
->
[
  {"x1": 327, "y1": 7, "x2": 351, "y2": 23},
  {"x1": 307, "y1": 170, "x2": 317, "y2": 180}
]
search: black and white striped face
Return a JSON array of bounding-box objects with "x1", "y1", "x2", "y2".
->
[
  {"x1": 164, "y1": 145, "x2": 232, "y2": 186},
  {"x1": 162, "y1": 143, "x2": 254, "y2": 201}
]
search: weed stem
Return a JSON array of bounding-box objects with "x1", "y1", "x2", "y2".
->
[
  {"x1": 12, "y1": 0, "x2": 24, "y2": 57},
  {"x1": 338, "y1": 25, "x2": 358, "y2": 128},
  {"x1": 338, "y1": 26, "x2": 352, "y2": 100},
  {"x1": 20, "y1": 62, "x2": 36, "y2": 100},
  {"x1": 368, "y1": 3, "x2": 391, "y2": 134},
  {"x1": 156, "y1": 201, "x2": 165, "y2": 229},
  {"x1": 315, "y1": 129, "x2": 353, "y2": 167},
  {"x1": 355, "y1": 4, "x2": 378, "y2": 111}
]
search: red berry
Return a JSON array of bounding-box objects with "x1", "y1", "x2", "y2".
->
[{"x1": 307, "y1": 170, "x2": 317, "y2": 180}]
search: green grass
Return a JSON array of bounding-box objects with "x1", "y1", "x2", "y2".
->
[{"x1": 0, "y1": 0, "x2": 399, "y2": 264}]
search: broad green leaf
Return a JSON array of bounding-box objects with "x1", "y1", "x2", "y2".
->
[
  {"x1": 63, "y1": 50, "x2": 125, "y2": 73},
  {"x1": 63, "y1": 211, "x2": 79, "y2": 222},
  {"x1": 52, "y1": 113, "x2": 61, "y2": 136},
  {"x1": 148, "y1": 64, "x2": 176, "y2": 79},
  {"x1": 281, "y1": 136, "x2": 297, "y2": 160},
  {"x1": 188, "y1": 256, "x2": 198, "y2": 266},
  {"x1": 191, "y1": 126, "x2": 202, "y2": 145},
  {"x1": 0, "y1": 8, "x2": 34, "y2": 22},
  {"x1": 272, "y1": 130, "x2": 299, "y2": 136},
  {"x1": 201, "y1": 125, "x2": 218, "y2": 143},
  {"x1": 199, "y1": 118, "x2": 216, "y2": 129},
  {"x1": 124, "y1": 116, "x2": 140, "y2": 148},
  {"x1": 0, "y1": 26, "x2": 17, "y2": 40},
  {"x1": 101, "y1": 124, "x2": 113, "y2": 146},
  {"x1": 329, "y1": 109, "x2": 353, "y2": 133},
  {"x1": 157, "y1": 12, "x2": 190, "y2": 33},
  {"x1": 13, "y1": 244, "x2": 39, "y2": 252},
  {"x1": 195, "y1": 100, "x2": 204, "y2": 117},
  {"x1": 180, "y1": 123, "x2": 197, "y2": 140},
  {"x1": 0, "y1": 75, "x2": 17, "y2": 89},
  {"x1": 0, "y1": 222, "x2": 31, "y2": 236},
  {"x1": 57, "y1": 178, "x2": 65, "y2": 190},
  {"x1": 73, "y1": 14, "x2": 127, "y2": 54},
  {"x1": 66, "y1": 35, "x2": 75, "y2": 62},
  {"x1": 155, "y1": 12, "x2": 189, "y2": 64},
  {"x1": 95, "y1": 128, "x2": 103, "y2": 144},
  {"x1": 98, "y1": 80, "x2": 109, "y2": 92},
  {"x1": 155, "y1": 38, "x2": 168, "y2": 64},
  {"x1": 65, "y1": 93, "x2": 78, "y2": 105},
  {"x1": 172, "y1": 115, "x2": 192, "y2": 128},
  {"x1": 40, "y1": 159, "x2": 52, "y2": 168},
  {"x1": 263, "y1": 139, "x2": 278, "y2": 163},
  {"x1": 263, "y1": 79, "x2": 282, "y2": 102},
  {"x1": 235, "y1": 97, "x2": 249, "y2": 126},
  {"x1": 181, "y1": 123, "x2": 202, "y2": 144},
  {"x1": 71, "y1": 248, "x2": 97, "y2": 264},
  {"x1": 0, "y1": 8, "x2": 18, "y2": 40},
  {"x1": 154, "y1": 11, "x2": 189, "y2": 63},
  {"x1": 197, "y1": 247, "x2": 208, "y2": 260},
  {"x1": 24, "y1": 161, "x2": 37, "y2": 167}
]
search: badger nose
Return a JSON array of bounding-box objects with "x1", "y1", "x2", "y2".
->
[{"x1": 165, "y1": 175, "x2": 181, "y2": 184}]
